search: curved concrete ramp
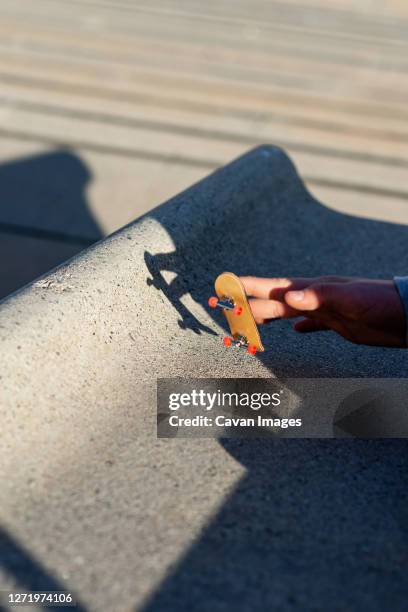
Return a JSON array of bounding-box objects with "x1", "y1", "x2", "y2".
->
[{"x1": 0, "y1": 147, "x2": 407, "y2": 610}]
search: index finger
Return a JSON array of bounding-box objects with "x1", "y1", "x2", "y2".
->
[{"x1": 240, "y1": 276, "x2": 313, "y2": 300}]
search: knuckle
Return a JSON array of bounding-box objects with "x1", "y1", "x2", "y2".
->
[
  {"x1": 279, "y1": 277, "x2": 292, "y2": 287},
  {"x1": 269, "y1": 304, "x2": 282, "y2": 318}
]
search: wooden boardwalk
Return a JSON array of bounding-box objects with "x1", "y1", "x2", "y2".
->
[{"x1": 0, "y1": 0, "x2": 408, "y2": 297}]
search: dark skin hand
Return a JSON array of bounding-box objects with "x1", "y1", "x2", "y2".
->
[{"x1": 240, "y1": 276, "x2": 406, "y2": 348}]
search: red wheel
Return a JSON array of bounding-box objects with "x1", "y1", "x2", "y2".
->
[
  {"x1": 223, "y1": 336, "x2": 233, "y2": 347},
  {"x1": 208, "y1": 296, "x2": 218, "y2": 308},
  {"x1": 233, "y1": 305, "x2": 243, "y2": 316},
  {"x1": 247, "y1": 344, "x2": 257, "y2": 355}
]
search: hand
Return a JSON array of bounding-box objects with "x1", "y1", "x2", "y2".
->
[{"x1": 240, "y1": 276, "x2": 406, "y2": 347}]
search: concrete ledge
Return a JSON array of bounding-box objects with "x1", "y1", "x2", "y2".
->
[{"x1": 1, "y1": 146, "x2": 407, "y2": 610}]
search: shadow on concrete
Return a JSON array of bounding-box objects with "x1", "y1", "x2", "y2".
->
[
  {"x1": 142, "y1": 147, "x2": 408, "y2": 610},
  {"x1": 0, "y1": 149, "x2": 100, "y2": 301},
  {"x1": 144, "y1": 250, "x2": 216, "y2": 335},
  {"x1": 142, "y1": 440, "x2": 408, "y2": 611},
  {"x1": 0, "y1": 527, "x2": 87, "y2": 610}
]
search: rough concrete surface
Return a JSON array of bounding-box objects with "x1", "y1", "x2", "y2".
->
[{"x1": 0, "y1": 147, "x2": 407, "y2": 611}]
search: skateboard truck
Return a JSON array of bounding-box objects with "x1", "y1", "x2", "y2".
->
[
  {"x1": 208, "y1": 296, "x2": 255, "y2": 354},
  {"x1": 208, "y1": 296, "x2": 243, "y2": 316},
  {"x1": 208, "y1": 272, "x2": 264, "y2": 356},
  {"x1": 223, "y1": 334, "x2": 257, "y2": 355}
]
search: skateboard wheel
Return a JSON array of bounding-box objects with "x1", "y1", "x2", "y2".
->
[
  {"x1": 247, "y1": 344, "x2": 257, "y2": 355},
  {"x1": 208, "y1": 296, "x2": 218, "y2": 308},
  {"x1": 223, "y1": 336, "x2": 232, "y2": 347},
  {"x1": 233, "y1": 305, "x2": 243, "y2": 316}
]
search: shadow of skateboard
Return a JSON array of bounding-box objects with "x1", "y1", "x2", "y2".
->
[{"x1": 144, "y1": 250, "x2": 216, "y2": 336}]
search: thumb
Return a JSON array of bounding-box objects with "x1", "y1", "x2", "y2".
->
[{"x1": 285, "y1": 283, "x2": 332, "y2": 312}]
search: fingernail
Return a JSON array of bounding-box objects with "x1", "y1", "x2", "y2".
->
[{"x1": 288, "y1": 290, "x2": 304, "y2": 302}]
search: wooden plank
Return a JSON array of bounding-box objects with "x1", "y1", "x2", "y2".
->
[
  {"x1": 3, "y1": 81, "x2": 408, "y2": 144},
  {"x1": 1, "y1": 1, "x2": 407, "y2": 60},
  {"x1": 1, "y1": 18, "x2": 407, "y2": 98},
  {"x1": 2, "y1": 80, "x2": 408, "y2": 165},
  {"x1": 1, "y1": 51, "x2": 408, "y2": 125}
]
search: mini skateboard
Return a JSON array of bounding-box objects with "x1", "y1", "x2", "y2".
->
[{"x1": 208, "y1": 272, "x2": 264, "y2": 355}]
